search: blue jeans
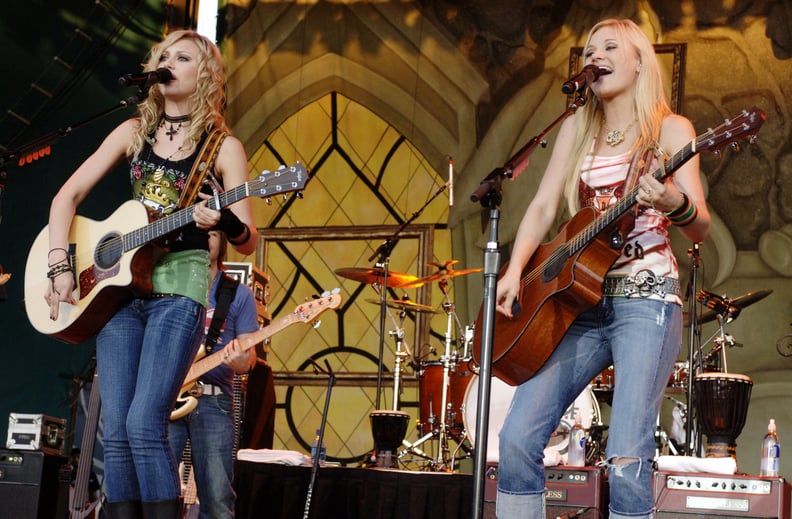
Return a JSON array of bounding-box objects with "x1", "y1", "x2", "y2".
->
[
  {"x1": 97, "y1": 296, "x2": 205, "y2": 503},
  {"x1": 170, "y1": 394, "x2": 236, "y2": 519},
  {"x1": 497, "y1": 297, "x2": 681, "y2": 518}
]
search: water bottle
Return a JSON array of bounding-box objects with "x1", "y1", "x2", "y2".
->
[
  {"x1": 760, "y1": 418, "x2": 780, "y2": 477},
  {"x1": 311, "y1": 429, "x2": 327, "y2": 465},
  {"x1": 567, "y1": 411, "x2": 586, "y2": 467}
]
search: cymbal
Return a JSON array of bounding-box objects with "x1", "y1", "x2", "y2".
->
[
  {"x1": 365, "y1": 298, "x2": 438, "y2": 314},
  {"x1": 334, "y1": 267, "x2": 418, "y2": 288},
  {"x1": 400, "y1": 260, "x2": 483, "y2": 289},
  {"x1": 684, "y1": 289, "x2": 773, "y2": 326}
]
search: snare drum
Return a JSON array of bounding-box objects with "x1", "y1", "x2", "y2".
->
[
  {"x1": 462, "y1": 376, "x2": 599, "y2": 462},
  {"x1": 418, "y1": 361, "x2": 474, "y2": 435}
]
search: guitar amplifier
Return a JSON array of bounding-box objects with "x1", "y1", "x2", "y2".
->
[
  {"x1": 654, "y1": 470, "x2": 791, "y2": 518},
  {"x1": 483, "y1": 464, "x2": 609, "y2": 519}
]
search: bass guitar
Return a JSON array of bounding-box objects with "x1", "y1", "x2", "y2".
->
[
  {"x1": 24, "y1": 163, "x2": 308, "y2": 344},
  {"x1": 474, "y1": 107, "x2": 765, "y2": 386},
  {"x1": 171, "y1": 291, "x2": 342, "y2": 420}
]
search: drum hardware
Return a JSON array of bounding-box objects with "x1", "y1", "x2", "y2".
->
[{"x1": 399, "y1": 273, "x2": 476, "y2": 471}]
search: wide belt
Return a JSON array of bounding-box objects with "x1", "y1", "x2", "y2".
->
[
  {"x1": 602, "y1": 270, "x2": 680, "y2": 298},
  {"x1": 188, "y1": 381, "x2": 225, "y2": 397}
]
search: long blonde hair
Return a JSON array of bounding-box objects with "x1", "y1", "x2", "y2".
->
[
  {"x1": 563, "y1": 18, "x2": 672, "y2": 215},
  {"x1": 129, "y1": 30, "x2": 228, "y2": 159}
]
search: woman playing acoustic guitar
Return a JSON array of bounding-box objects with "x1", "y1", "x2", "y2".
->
[
  {"x1": 45, "y1": 31, "x2": 258, "y2": 518},
  {"x1": 494, "y1": 19, "x2": 710, "y2": 519}
]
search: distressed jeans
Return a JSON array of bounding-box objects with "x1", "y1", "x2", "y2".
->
[{"x1": 497, "y1": 297, "x2": 681, "y2": 518}]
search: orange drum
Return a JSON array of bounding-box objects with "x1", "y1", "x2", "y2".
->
[{"x1": 418, "y1": 361, "x2": 474, "y2": 435}]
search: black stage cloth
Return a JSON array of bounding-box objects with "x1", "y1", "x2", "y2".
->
[{"x1": 235, "y1": 461, "x2": 474, "y2": 519}]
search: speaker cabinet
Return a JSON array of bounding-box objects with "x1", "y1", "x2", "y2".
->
[
  {"x1": 483, "y1": 464, "x2": 609, "y2": 518},
  {"x1": 654, "y1": 470, "x2": 791, "y2": 518},
  {"x1": 0, "y1": 449, "x2": 68, "y2": 519}
]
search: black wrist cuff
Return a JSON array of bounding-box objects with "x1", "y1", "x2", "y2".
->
[{"x1": 217, "y1": 208, "x2": 246, "y2": 239}]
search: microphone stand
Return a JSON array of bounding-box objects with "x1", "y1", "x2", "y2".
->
[
  {"x1": 303, "y1": 358, "x2": 336, "y2": 519},
  {"x1": 0, "y1": 87, "x2": 148, "y2": 168},
  {"x1": 367, "y1": 181, "x2": 449, "y2": 410},
  {"x1": 683, "y1": 242, "x2": 703, "y2": 456},
  {"x1": 470, "y1": 92, "x2": 590, "y2": 519}
]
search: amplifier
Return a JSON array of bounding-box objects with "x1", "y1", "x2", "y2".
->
[
  {"x1": 654, "y1": 470, "x2": 791, "y2": 518},
  {"x1": 483, "y1": 464, "x2": 608, "y2": 519}
]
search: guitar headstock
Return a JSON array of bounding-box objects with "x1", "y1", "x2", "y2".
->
[
  {"x1": 292, "y1": 289, "x2": 342, "y2": 326},
  {"x1": 697, "y1": 106, "x2": 765, "y2": 155},
  {"x1": 252, "y1": 162, "x2": 309, "y2": 203}
]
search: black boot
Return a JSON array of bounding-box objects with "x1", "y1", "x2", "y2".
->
[
  {"x1": 104, "y1": 500, "x2": 142, "y2": 519},
  {"x1": 141, "y1": 498, "x2": 182, "y2": 519}
]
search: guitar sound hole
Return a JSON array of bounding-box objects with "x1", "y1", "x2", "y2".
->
[{"x1": 95, "y1": 234, "x2": 123, "y2": 270}]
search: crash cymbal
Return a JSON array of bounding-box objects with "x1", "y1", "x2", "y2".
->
[
  {"x1": 365, "y1": 298, "x2": 439, "y2": 314},
  {"x1": 334, "y1": 267, "x2": 418, "y2": 288},
  {"x1": 400, "y1": 260, "x2": 483, "y2": 289},
  {"x1": 684, "y1": 289, "x2": 773, "y2": 326}
]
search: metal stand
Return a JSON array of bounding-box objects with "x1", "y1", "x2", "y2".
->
[
  {"x1": 303, "y1": 359, "x2": 336, "y2": 519},
  {"x1": 682, "y1": 242, "x2": 704, "y2": 456}
]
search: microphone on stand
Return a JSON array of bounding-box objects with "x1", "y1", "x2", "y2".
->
[
  {"x1": 448, "y1": 156, "x2": 454, "y2": 207},
  {"x1": 118, "y1": 67, "x2": 173, "y2": 88},
  {"x1": 561, "y1": 65, "x2": 611, "y2": 94}
]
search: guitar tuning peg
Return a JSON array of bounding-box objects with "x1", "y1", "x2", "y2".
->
[
  {"x1": 730, "y1": 142, "x2": 741, "y2": 153},
  {"x1": 321, "y1": 290, "x2": 330, "y2": 297},
  {"x1": 282, "y1": 194, "x2": 288, "y2": 201},
  {"x1": 332, "y1": 287, "x2": 341, "y2": 294},
  {"x1": 312, "y1": 319, "x2": 322, "y2": 329},
  {"x1": 277, "y1": 164, "x2": 286, "y2": 170},
  {"x1": 713, "y1": 149, "x2": 722, "y2": 158},
  {"x1": 749, "y1": 135, "x2": 758, "y2": 145},
  {"x1": 265, "y1": 198, "x2": 272, "y2": 206},
  {"x1": 296, "y1": 191, "x2": 304, "y2": 199}
]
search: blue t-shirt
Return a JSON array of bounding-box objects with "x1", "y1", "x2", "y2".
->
[{"x1": 199, "y1": 271, "x2": 260, "y2": 394}]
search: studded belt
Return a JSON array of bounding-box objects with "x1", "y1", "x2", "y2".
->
[{"x1": 602, "y1": 270, "x2": 680, "y2": 298}]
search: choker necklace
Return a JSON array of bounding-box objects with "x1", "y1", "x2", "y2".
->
[
  {"x1": 603, "y1": 119, "x2": 637, "y2": 147},
  {"x1": 161, "y1": 113, "x2": 191, "y2": 141}
]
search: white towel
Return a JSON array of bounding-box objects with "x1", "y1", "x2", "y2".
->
[
  {"x1": 237, "y1": 448, "x2": 312, "y2": 466},
  {"x1": 656, "y1": 455, "x2": 737, "y2": 475}
]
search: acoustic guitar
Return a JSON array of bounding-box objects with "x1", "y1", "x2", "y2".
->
[
  {"x1": 24, "y1": 163, "x2": 308, "y2": 344},
  {"x1": 474, "y1": 107, "x2": 765, "y2": 386}
]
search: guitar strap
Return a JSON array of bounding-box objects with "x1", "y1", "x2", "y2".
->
[
  {"x1": 205, "y1": 273, "x2": 239, "y2": 354},
  {"x1": 177, "y1": 128, "x2": 229, "y2": 209}
]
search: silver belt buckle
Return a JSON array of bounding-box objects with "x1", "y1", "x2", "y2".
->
[
  {"x1": 188, "y1": 381, "x2": 205, "y2": 397},
  {"x1": 624, "y1": 269, "x2": 666, "y2": 298}
]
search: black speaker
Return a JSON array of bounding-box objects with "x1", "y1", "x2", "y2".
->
[{"x1": 0, "y1": 449, "x2": 68, "y2": 519}]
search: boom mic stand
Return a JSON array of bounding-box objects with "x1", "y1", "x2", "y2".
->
[
  {"x1": 469, "y1": 92, "x2": 590, "y2": 519},
  {"x1": 683, "y1": 242, "x2": 704, "y2": 456}
]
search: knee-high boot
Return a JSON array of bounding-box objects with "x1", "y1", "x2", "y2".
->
[
  {"x1": 141, "y1": 498, "x2": 182, "y2": 519},
  {"x1": 104, "y1": 500, "x2": 143, "y2": 519}
]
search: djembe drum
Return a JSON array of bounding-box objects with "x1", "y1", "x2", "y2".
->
[
  {"x1": 694, "y1": 372, "x2": 753, "y2": 461},
  {"x1": 369, "y1": 410, "x2": 410, "y2": 468}
]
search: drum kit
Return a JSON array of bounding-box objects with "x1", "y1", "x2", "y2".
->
[{"x1": 337, "y1": 257, "x2": 772, "y2": 470}]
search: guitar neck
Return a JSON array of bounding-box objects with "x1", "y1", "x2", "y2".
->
[
  {"x1": 572, "y1": 140, "x2": 696, "y2": 254},
  {"x1": 183, "y1": 313, "x2": 297, "y2": 384},
  {"x1": 123, "y1": 184, "x2": 249, "y2": 253}
]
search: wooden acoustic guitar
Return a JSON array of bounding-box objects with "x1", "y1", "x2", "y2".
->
[
  {"x1": 24, "y1": 163, "x2": 308, "y2": 344},
  {"x1": 474, "y1": 107, "x2": 765, "y2": 386}
]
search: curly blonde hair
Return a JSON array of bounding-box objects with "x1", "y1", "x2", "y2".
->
[
  {"x1": 562, "y1": 18, "x2": 672, "y2": 215},
  {"x1": 129, "y1": 30, "x2": 229, "y2": 159}
]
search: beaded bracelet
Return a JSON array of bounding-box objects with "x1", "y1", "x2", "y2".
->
[
  {"x1": 48, "y1": 248, "x2": 69, "y2": 268},
  {"x1": 47, "y1": 263, "x2": 73, "y2": 279}
]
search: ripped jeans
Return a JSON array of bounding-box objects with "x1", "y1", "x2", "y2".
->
[{"x1": 496, "y1": 297, "x2": 681, "y2": 518}]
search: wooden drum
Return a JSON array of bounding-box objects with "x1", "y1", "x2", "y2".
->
[{"x1": 694, "y1": 372, "x2": 753, "y2": 460}]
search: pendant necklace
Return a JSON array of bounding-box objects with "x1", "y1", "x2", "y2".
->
[
  {"x1": 151, "y1": 145, "x2": 184, "y2": 181},
  {"x1": 603, "y1": 119, "x2": 637, "y2": 147},
  {"x1": 161, "y1": 113, "x2": 191, "y2": 141}
]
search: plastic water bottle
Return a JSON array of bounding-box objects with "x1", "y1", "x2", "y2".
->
[
  {"x1": 311, "y1": 429, "x2": 327, "y2": 465},
  {"x1": 760, "y1": 418, "x2": 780, "y2": 477},
  {"x1": 567, "y1": 411, "x2": 586, "y2": 467}
]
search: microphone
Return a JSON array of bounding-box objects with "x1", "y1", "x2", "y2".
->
[
  {"x1": 118, "y1": 67, "x2": 173, "y2": 88},
  {"x1": 448, "y1": 156, "x2": 454, "y2": 207},
  {"x1": 561, "y1": 64, "x2": 611, "y2": 94}
]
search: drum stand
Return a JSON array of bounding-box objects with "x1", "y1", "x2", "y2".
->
[{"x1": 401, "y1": 284, "x2": 471, "y2": 471}]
